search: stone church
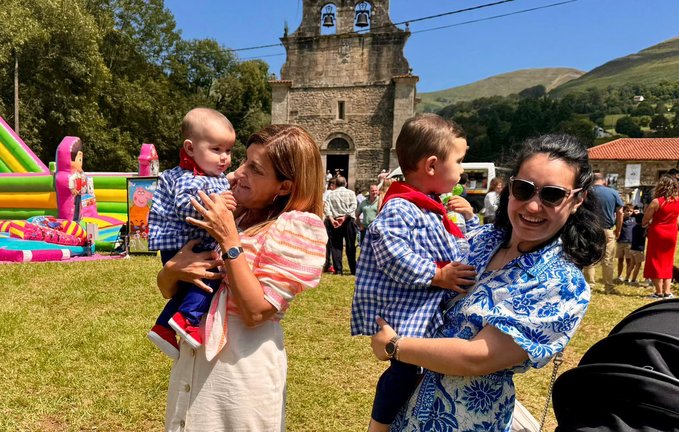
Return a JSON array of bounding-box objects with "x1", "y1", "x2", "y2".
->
[{"x1": 270, "y1": 0, "x2": 418, "y2": 192}]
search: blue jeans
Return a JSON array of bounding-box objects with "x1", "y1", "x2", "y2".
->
[{"x1": 155, "y1": 249, "x2": 221, "y2": 327}]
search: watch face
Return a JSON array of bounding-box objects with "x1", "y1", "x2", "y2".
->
[
  {"x1": 385, "y1": 341, "x2": 396, "y2": 356},
  {"x1": 226, "y1": 247, "x2": 242, "y2": 259}
]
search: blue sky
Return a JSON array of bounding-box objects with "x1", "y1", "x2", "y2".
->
[{"x1": 165, "y1": 0, "x2": 679, "y2": 93}]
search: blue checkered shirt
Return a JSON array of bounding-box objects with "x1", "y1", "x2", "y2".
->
[
  {"x1": 351, "y1": 198, "x2": 479, "y2": 338},
  {"x1": 148, "y1": 166, "x2": 230, "y2": 251}
]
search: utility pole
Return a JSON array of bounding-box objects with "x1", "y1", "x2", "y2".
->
[{"x1": 14, "y1": 47, "x2": 19, "y2": 134}]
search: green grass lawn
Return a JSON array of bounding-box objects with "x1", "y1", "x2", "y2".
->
[
  {"x1": 0, "y1": 254, "x2": 674, "y2": 431},
  {"x1": 602, "y1": 114, "x2": 626, "y2": 129}
]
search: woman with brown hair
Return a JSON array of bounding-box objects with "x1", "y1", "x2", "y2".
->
[
  {"x1": 483, "y1": 177, "x2": 504, "y2": 224},
  {"x1": 157, "y1": 125, "x2": 328, "y2": 431},
  {"x1": 643, "y1": 174, "x2": 679, "y2": 299}
]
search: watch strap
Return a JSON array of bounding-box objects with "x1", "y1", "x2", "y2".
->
[
  {"x1": 386, "y1": 335, "x2": 402, "y2": 360},
  {"x1": 392, "y1": 335, "x2": 402, "y2": 361}
]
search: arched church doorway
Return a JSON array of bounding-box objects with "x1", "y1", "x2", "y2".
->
[
  {"x1": 326, "y1": 154, "x2": 349, "y2": 180},
  {"x1": 326, "y1": 137, "x2": 351, "y2": 181}
]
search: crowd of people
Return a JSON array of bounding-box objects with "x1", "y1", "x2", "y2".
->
[
  {"x1": 145, "y1": 108, "x2": 677, "y2": 431},
  {"x1": 581, "y1": 170, "x2": 679, "y2": 299}
]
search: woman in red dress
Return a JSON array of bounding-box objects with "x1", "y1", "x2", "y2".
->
[{"x1": 643, "y1": 175, "x2": 679, "y2": 299}]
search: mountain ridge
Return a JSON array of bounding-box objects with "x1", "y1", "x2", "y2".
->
[
  {"x1": 551, "y1": 36, "x2": 679, "y2": 95},
  {"x1": 418, "y1": 36, "x2": 679, "y2": 111},
  {"x1": 417, "y1": 67, "x2": 584, "y2": 112}
]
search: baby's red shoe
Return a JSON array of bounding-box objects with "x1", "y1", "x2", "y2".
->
[
  {"x1": 147, "y1": 324, "x2": 179, "y2": 360},
  {"x1": 168, "y1": 312, "x2": 203, "y2": 350}
]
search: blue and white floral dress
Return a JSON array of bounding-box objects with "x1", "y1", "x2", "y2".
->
[{"x1": 391, "y1": 224, "x2": 590, "y2": 432}]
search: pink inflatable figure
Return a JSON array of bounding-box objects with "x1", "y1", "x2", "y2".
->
[
  {"x1": 138, "y1": 143, "x2": 159, "y2": 176},
  {"x1": 55, "y1": 137, "x2": 97, "y2": 221}
]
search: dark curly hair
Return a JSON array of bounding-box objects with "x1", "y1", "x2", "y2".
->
[{"x1": 494, "y1": 134, "x2": 605, "y2": 268}]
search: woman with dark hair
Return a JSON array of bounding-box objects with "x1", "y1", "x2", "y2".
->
[
  {"x1": 642, "y1": 174, "x2": 679, "y2": 299},
  {"x1": 483, "y1": 177, "x2": 504, "y2": 224},
  {"x1": 156, "y1": 125, "x2": 328, "y2": 431},
  {"x1": 371, "y1": 134, "x2": 605, "y2": 431}
]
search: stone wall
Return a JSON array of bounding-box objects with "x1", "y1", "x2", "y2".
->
[
  {"x1": 270, "y1": 81, "x2": 291, "y2": 124},
  {"x1": 287, "y1": 85, "x2": 395, "y2": 191},
  {"x1": 281, "y1": 33, "x2": 410, "y2": 87},
  {"x1": 590, "y1": 159, "x2": 679, "y2": 202}
]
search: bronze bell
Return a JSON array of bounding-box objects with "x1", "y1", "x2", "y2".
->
[
  {"x1": 322, "y1": 13, "x2": 335, "y2": 27},
  {"x1": 355, "y1": 11, "x2": 369, "y2": 27}
]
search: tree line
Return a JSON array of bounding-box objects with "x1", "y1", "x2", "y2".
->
[
  {"x1": 437, "y1": 82, "x2": 679, "y2": 165},
  {"x1": 3, "y1": 1, "x2": 677, "y2": 171},
  {"x1": 0, "y1": 0, "x2": 272, "y2": 171}
]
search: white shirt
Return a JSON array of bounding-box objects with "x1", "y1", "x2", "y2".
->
[
  {"x1": 324, "y1": 186, "x2": 357, "y2": 219},
  {"x1": 483, "y1": 191, "x2": 500, "y2": 218}
]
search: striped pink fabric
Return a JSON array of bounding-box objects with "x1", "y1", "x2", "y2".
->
[{"x1": 204, "y1": 211, "x2": 327, "y2": 360}]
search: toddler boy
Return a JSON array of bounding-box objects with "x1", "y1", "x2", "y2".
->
[
  {"x1": 351, "y1": 113, "x2": 478, "y2": 431},
  {"x1": 615, "y1": 204, "x2": 635, "y2": 283},
  {"x1": 147, "y1": 107, "x2": 236, "y2": 360},
  {"x1": 628, "y1": 212, "x2": 646, "y2": 285}
]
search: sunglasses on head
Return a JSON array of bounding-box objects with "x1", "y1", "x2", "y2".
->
[{"x1": 509, "y1": 177, "x2": 582, "y2": 208}]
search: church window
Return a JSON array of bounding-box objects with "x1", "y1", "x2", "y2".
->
[{"x1": 338, "y1": 101, "x2": 346, "y2": 120}]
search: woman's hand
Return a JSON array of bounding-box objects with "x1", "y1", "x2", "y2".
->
[
  {"x1": 187, "y1": 190, "x2": 240, "y2": 247},
  {"x1": 157, "y1": 239, "x2": 224, "y2": 297},
  {"x1": 371, "y1": 317, "x2": 398, "y2": 361}
]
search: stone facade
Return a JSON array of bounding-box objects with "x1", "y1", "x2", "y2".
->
[
  {"x1": 270, "y1": 0, "x2": 417, "y2": 192},
  {"x1": 590, "y1": 159, "x2": 679, "y2": 203}
]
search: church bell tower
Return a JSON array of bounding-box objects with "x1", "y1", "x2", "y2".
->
[{"x1": 270, "y1": 0, "x2": 418, "y2": 191}]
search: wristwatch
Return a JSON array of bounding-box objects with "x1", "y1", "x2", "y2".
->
[
  {"x1": 385, "y1": 335, "x2": 402, "y2": 361},
  {"x1": 222, "y1": 246, "x2": 244, "y2": 260}
]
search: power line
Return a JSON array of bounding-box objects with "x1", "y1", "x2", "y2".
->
[
  {"x1": 231, "y1": 43, "x2": 281, "y2": 53},
  {"x1": 241, "y1": 53, "x2": 286, "y2": 61},
  {"x1": 239, "y1": 0, "x2": 578, "y2": 61},
  {"x1": 411, "y1": 0, "x2": 576, "y2": 34},
  {"x1": 393, "y1": 0, "x2": 515, "y2": 26},
  {"x1": 232, "y1": 0, "x2": 518, "y2": 52}
]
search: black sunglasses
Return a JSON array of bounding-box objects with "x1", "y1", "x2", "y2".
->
[{"x1": 509, "y1": 177, "x2": 583, "y2": 208}]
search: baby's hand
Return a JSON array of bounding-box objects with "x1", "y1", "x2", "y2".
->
[
  {"x1": 220, "y1": 191, "x2": 237, "y2": 211},
  {"x1": 432, "y1": 261, "x2": 476, "y2": 293},
  {"x1": 445, "y1": 196, "x2": 474, "y2": 220},
  {"x1": 226, "y1": 172, "x2": 236, "y2": 187}
]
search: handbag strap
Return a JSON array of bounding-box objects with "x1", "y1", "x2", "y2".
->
[{"x1": 538, "y1": 352, "x2": 563, "y2": 431}]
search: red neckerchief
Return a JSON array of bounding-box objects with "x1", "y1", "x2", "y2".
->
[
  {"x1": 381, "y1": 181, "x2": 464, "y2": 269},
  {"x1": 178, "y1": 147, "x2": 205, "y2": 176}
]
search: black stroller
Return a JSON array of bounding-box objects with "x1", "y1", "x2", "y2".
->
[{"x1": 552, "y1": 299, "x2": 679, "y2": 431}]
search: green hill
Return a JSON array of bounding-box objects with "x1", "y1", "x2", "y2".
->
[
  {"x1": 417, "y1": 68, "x2": 584, "y2": 112},
  {"x1": 552, "y1": 37, "x2": 679, "y2": 96}
]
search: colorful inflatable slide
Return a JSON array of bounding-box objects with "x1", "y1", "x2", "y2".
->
[{"x1": 0, "y1": 116, "x2": 158, "y2": 261}]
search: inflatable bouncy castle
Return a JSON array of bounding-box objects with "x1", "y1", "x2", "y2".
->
[{"x1": 0, "y1": 116, "x2": 159, "y2": 261}]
